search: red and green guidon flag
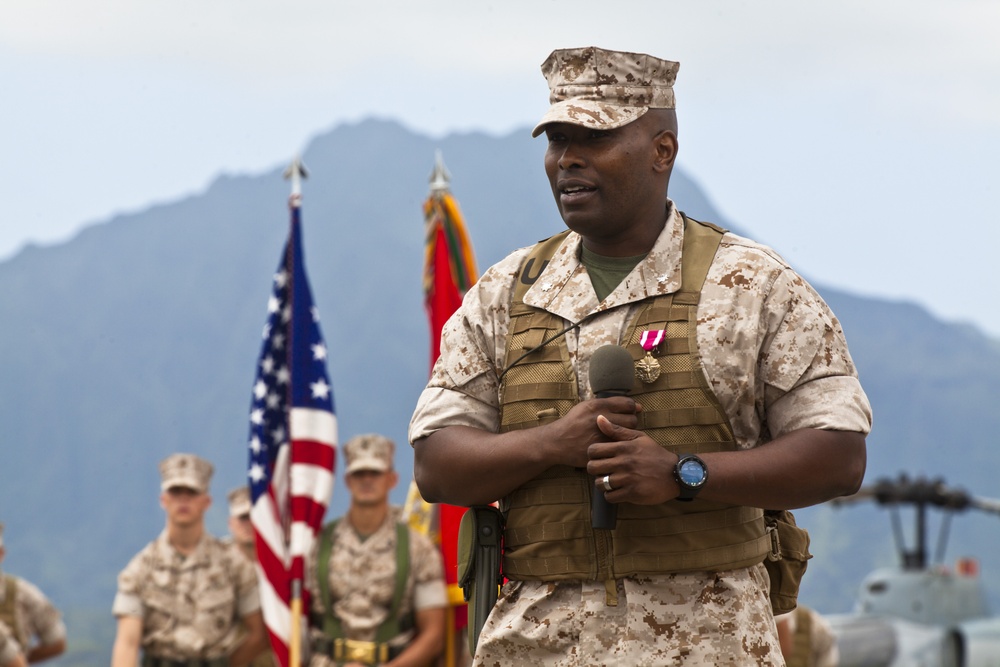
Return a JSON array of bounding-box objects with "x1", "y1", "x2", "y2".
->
[
  {"x1": 411, "y1": 156, "x2": 479, "y2": 636},
  {"x1": 423, "y1": 189, "x2": 478, "y2": 365}
]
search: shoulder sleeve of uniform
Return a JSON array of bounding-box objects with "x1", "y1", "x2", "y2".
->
[
  {"x1": 700, "y1": 236, "x2": 871, "y2": 440},
  {"x1": 15, "y1": 578, "x2": 65, "y2": 644},
  {"x1": 429, "y1": 252, "x2": 525, "y2": 390},
  {"x1": 407, "y1": 528, "x2": 447, "y2": 611},
  {"x1": 409, "y1": 251, "x2": 526, "y2": 443},
  {"x1": 760, "y1": 267, "x2": 872, "y2": 435},
  {"x1": 112, "y1": 545, "x2": 152, "y2": 618},
  {"x1": 214, "y1": 537, "x2": 260, "y2": 617}
]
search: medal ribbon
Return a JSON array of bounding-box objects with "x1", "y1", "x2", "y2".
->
[{"x1": 640, "y1": 329, "x2": 665, "y2": 351}]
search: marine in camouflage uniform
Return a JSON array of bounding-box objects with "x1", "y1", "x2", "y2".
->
[
  {"x1": 776, "y1": 606, "x2": 838, "y2": 667},
  {"x1": 0, "y1": 523, "x2": 66, "y2": 663},
  {"x1": 409, "y1": 46, "x2": 872, "y2": 666},
  {"x1": 0, "y1": 620, "x2": 27, "y2": 667},
  {"x1": 111, "y1": 454, "x2": 267, "y2": 667},
  {"x1": 306, "y1": 434, "x2": 447, "y2": 667}
]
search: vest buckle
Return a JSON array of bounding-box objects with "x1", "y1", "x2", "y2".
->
[{"x1": 766, "y1": 523, "x2": 782, "y2": 561}]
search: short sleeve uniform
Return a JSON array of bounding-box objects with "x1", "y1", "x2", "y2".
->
[
  {"x1": 0, "y1": 621, "x2": 21, "y2": 666},
  {"x1": 0, "y1": 572, "x2": 65, "y2": 651},
  {"x1": 409, "y1": 203, "x2": 872, "y2": 666},
  {"x1": 306, "y1": 508, "x2": 446, "y2": 666},
  {"x1": 112, "y1": 531, "x2": 260, "y2": 660}
]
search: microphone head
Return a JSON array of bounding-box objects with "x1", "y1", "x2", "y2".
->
[{"x1": 589, "y1": 345, "x2": 635, "y2": 394}]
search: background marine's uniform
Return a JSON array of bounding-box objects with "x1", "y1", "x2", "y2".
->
[{"x1": 112, "y1": 530, "x2": 260, "y2": 662}]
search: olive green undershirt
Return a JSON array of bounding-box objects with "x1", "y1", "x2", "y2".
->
[{"x1": 580, "y1": 245, "x2": 648, "y2": 303}]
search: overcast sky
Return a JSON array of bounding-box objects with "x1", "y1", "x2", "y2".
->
[{"x1": 2, "y1": 0, "x2": 998, "y2": 336}]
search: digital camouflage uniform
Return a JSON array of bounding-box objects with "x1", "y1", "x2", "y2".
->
[
  {"x1": 0, "y1": 572, "x2": 65, "y2": 658},
  {"x1": 112, "y1": 530, "x2": 260, "y2": 660},
  {"x1": 409, "y1": 204, "x2": 872, "y2": 666},
  {"x1": 306, "y1": 506, "x2": 447, "y2": 666},
  {"x1": 0, "y1": 621, "x2": 22, "y2": 666}
]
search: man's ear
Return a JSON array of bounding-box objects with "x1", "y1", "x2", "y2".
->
[
  {"x1": 388, "y1": 470, "x2": 400, "y2": 490},
  {"x1": 653, "y1": 130, "x2": 678, "y2": 173}
]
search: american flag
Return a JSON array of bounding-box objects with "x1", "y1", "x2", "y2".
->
[{"x1": 247, "y1": 197, "x2": 337, "y2": 666}]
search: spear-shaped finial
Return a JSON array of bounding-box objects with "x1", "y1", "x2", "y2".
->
[
  {"x1": 284, "y1": 156, "x2": 309, "y2": 206},
  {"x1": 429, "y1": 150, "x2": 450, "y2": 194}
]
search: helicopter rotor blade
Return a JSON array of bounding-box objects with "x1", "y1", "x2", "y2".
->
[{"x1": 970, "y1": 496, "x2": 1000, "y2": 517}]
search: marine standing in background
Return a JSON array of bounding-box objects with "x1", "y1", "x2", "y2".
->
[
  {"x1": 0, "y1": 523, "x2": 66, "y2": 663},
  {"x1": 225, "y1": 487, "x2": 257, "y2": 564},
  {"x1": 0, "y1": 621, "x2": 27, "y2": 667},
  {"x1": 307, "y1": 434, "x2": 447, "y2": 667},
  {"x1": 225, "y1": 487, "x2": 275, "y2": 667},
  {"x1": 776, "y1": 606, "x2": 839, "y2": 667},
  {"x1": 410, "y1": 46, "x2": 872, "y2": 665},
  {"x1": 110, "y1": 454, "x2": 268, "y2": 667}
]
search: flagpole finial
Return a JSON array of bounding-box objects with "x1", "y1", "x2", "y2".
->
[
  {"x1": 429, "y1": 150, "x2": 451, "y2": 194},
  {"x1": 284, "y1": 157, "x2": 310, "y2": 206}
]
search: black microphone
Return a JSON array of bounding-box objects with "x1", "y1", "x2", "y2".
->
[{"x1": 588, "y1": 344, "x2": 635, "y2": 530}]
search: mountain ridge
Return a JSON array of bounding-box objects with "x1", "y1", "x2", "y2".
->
[{"x1": 2, "y1": 117, "x2": 999, "y2": 664}]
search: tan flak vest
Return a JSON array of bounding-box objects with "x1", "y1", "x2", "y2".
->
[{"x1": 498, "y1": 216, "x2": 771, "y2": 582}]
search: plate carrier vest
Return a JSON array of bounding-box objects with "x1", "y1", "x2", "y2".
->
[{"x1": 497, "y1": 216, "x2": 771, "y2": 583}]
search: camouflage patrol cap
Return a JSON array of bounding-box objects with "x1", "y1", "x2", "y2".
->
[
  {"x1": 159, "y1": 453, "x2": 214, "y2": 493},
  {"x1": 344, "y1": 433, "x2": 395, "y2": 474},
  {"x1": 532, "y1": 46, "x2": 679, "y2": 138},
  {"x1": 227, "y1": 486, "x2": 252, "y2": 517}
]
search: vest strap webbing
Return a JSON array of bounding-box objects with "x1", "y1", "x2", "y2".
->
[
  {"x1": 316, "y1": 519, "x2": 410, "y2": 643},
  {"x1": 511, "y1": 231, "x2": 572, "y2": 305}
]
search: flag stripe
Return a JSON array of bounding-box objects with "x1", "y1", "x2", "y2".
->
[
  {"x1": 248, "y1": 201, "x2": 337, "y2": 666},
  {"x1": 290, "y1": 408, "x2": 337, "y2": 444},
  {"x1": 290, "y1": 439, "x2": 337, "y2": 469}
]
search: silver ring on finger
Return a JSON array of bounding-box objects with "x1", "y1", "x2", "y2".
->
[{"x1": 602, "y1": 474, "x2": 614, "y2": 492}]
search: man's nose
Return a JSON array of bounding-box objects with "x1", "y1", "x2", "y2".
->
[{"x1": 557, "y1": 142, "x2": 585, "y2": 170}]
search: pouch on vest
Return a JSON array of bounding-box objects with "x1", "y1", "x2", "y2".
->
[
  {"x1": 457, "y1": 505, "x2": 504, "y2": 656},
  {"x1": 764, "y1": 509, "x2": 812, "y2": 615}
]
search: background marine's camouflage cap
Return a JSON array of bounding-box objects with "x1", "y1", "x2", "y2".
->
[
  {"x1": 344, "y1": 433, "x2": 395, "y2": 474},
  {"x1": 159, "y1": 453, "x2": 214, "y2": 493},
  {"x1": 227, "y1": 486, "x2": 252, "y2": 517},
  {"x1": 532, "y1": 46, "x2": 679, "y2": 138}
]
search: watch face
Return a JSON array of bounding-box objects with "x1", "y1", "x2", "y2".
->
[{"x1": 678, "y1": 458, "x2": 706, "y2": 487}]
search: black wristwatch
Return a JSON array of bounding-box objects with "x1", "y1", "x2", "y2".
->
[{"x1": 674, "y1": 454, "x2": 708, "y2": 501}]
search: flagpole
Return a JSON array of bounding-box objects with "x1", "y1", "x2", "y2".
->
[{"x1": 284, "y1": 155, "x2": 308, "y2": 667}]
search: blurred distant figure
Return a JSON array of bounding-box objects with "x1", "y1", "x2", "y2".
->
[
  {"x1": 776, "y1": 606, "x2": 839, "y2": 667},
  {"x1": 110, "y1": 453, "x2": 267, "y2": 667},
  {"x1": 0, "y1": 523, "x2": 66, "y2": 663},
  {"x1": 226, "y1": 487, "x2": 256, "y2": 563},
  {"x1": 307, "y1": 434, "x2": 447, "y2": 667},
  {"x1": 225, "y1": 486, "x2": 275, "y2": 667},
  {"x1": 0, "y1": 620, "x2": 27, "y2": 667}
]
